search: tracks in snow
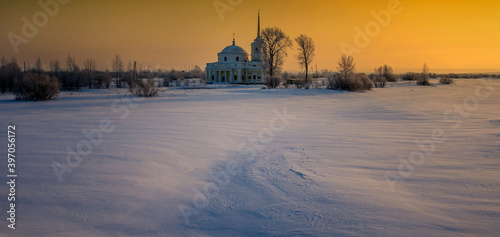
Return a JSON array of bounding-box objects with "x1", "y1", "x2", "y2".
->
[{"x1": 188, "y1": 146, "x2": 363, "y2": 236}]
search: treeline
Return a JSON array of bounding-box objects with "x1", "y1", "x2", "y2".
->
[
  {"x1": 267, "y1": 52, "x2": 433, "y2": 91},
  {"x1": 258, "y1": 27, "x2": 455, "y2": 91},
  {"x1": 0, "y1": 55, "x2": 206, "y2": 100},
  {"x1": 428, "y1": 73, "x2": 499, "y2": 79}
]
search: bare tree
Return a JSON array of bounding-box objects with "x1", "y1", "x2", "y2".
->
[
  {"x1": 65, "y1": 54, "x2": 81, "y2": 90},
  {"x1": 371, "y1": 73, "x2": 387, "y2": 88},
  {"x1": 15, "y1": 73, "x2": 60, "y2": 101},
  {"x1": 422, "y1": 63, "x2": 429, "y2": 76},
  {"x1": 439, "y1": 76, "x2": 454, "y2": 84},
  {"x1": 295, "y1": 34, "x2": 315, "y2": 84},
  {"x1": 84, "y1": 58, "x2": 96, "y2": 89},
  {"x1": 169, "y1": 68, "x2": 182, "y2": 81},
  {"x1": 34, "y1": 57, "x2": 43, "y2": 75},
  {"x1": 418, "y1": 63, "x2": 431, "y2": 86},
  {"x1": 328, "y1": 54, "x2": 372, "y2": 91},
  {"x1": 66, "y1": 54, "x2": 76, "y2": 72},
  {"x1": 375, "y1": 65, "x2": 396, "y2": 82},
  {"x1": 131, "y1": 78, "x2": 158, "y2": 97},
  {"x1": 49, "y1": 59, "x2": 60, "y2": 77},
  {"x1": 1, "y1": 58, "x2": 21, "y2": 93},
  {"x1": 337, "y1": 54, "x2": 356, "y2": 78},
  {"x1": 261, "y1": 27, "x2": 293, "y2": 78},
  {"x1": 112, "y1": 54, "x2": 123, "y2": 88},
  {"x1": 95, "y1": 73, "x2": 112, "y2": 89},
  {"x1": 192, "y1": 65, "x2": 203, "y2": 77},
  {"x1": 126, "y1": 60, "x2": 135, "y2": 89}
]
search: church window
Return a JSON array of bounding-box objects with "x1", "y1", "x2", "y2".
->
[
  {"x1": 224, "y1": 57, "x2": 227, "y2": 61},
  {"x1": 253, "y1": 75, "x2": 256, "y2": 80},
  {"x1": 236, "y1": 56, "x2": 239, "y2": 61}
]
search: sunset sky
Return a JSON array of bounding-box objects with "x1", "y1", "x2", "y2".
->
[{"x1": 1, "y1": 0, "x2": 499, "y2": 73}]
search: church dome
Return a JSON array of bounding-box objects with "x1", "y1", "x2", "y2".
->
[
  {"x1": 216, "y1": 37, "x2": 249, "y2": 62},
  {"x1": 220, "y1": 44, "x2": 248, "y2": 54}
]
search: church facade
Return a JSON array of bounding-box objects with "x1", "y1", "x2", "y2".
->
[{"x1": 206, "y1": 13, "x2": 265, "y2": 84}]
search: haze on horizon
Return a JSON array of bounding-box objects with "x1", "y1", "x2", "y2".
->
[{"x1": 1, "y1": 0, "x2": 499, "y2": 73}]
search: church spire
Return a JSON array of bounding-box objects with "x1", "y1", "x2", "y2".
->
[
  {"x1": 232, "y1": 33, "x2": 235, "y2": 45},
  {"x1": 257, "y1": 10, "x2": 261, "y2": 38}
]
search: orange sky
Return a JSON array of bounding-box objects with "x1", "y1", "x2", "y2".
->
[{"x1": 1, "y1": 0, "x2": 499, "y2": 73}]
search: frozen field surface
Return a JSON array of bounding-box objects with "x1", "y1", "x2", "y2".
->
[{"x1": 0, "y1": 79, "x2": 499, "y2": 236}]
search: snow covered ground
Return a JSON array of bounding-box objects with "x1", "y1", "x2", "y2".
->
[{"x1": 0, "y1": 79, "x2": 499, "y2": 236}]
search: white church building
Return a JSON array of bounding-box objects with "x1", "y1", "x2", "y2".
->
[{"x1": 206, "y1": 13, "x2": 265, "y2": 84}]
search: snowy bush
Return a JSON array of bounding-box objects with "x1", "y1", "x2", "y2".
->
[
  {"x1": 327, "y1": 73, "x2": 373, "y2": 92},
  {"x1": 402, "y1": 72, "x2": 420, "y2": 81},
  {"x1": 371, "y1": 74, "x2": 387, "y2": 88},
  {"x1": 417, "y1": 74, "x2": 432, "y2": 86},
  {"x1": 375, "y1": 65, "x2": 397, "y2": 82},
  {"x1": 0, "y1": 59, "x2": 22, "y2": 93},
  {"x1": 439, "y1": 77, "x2": 454, "y2": 84},
  {"x1": 93, "y1": 73, "x2": 112, "y2": 89},
  {"x1": 265, "y1": 76, "x2": 282, "y2": 88},
  {"x1": 417, "y1": 64, "x2": 432, "y2": 86},
  {"x1": 131, "y1": 78, "x2": 158, "y2": 97},
  {"x1": 15, "y1": 73, "x2": 60, "y2": 101}
]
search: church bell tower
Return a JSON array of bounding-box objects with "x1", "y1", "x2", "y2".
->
[{"x1": 251, "y1": 11, "x2": 263, "y2": 62}]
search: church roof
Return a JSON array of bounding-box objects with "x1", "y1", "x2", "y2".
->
[
  {"x1": 220, "y1": 44, "x2": 248, "y2": 54},
  {"x1": 220, "y1": 35, "x2": 248, "y2": 54}
]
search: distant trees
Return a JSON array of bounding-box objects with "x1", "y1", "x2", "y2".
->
[
  {"x1": 169, "y1": 68, "x2": 182, "y2": 81},
  {"x1": 0, "y1": 57, "x2": 22, "y2": 93},
  {"x1": 34, "y1": 57, "x2": 44, "y2": 76},
  {"x1": 371, "y1": 74, "x2": 387, "y2": 88},
  {"x1": 192, "y1": 65, "x2": 205, "y2": 82},
  {"x1": 328, "y1": 73, "x2": 373, "y2": 92},
  {"x1": 261, "y1": 27, "x2": 293, "y2": 78},
  {"x1": 61, "y1": 54, "x2": 81, "y2": 90},
  {"x1": 374, "y1": 65, "x2": 397, "y2": 82},
  {"x1": 14, "y1": 73, "x2": 60, "y2": 101},
  {"x1": 0, "y1": 59, "x2": 3, "y2": 93},
  {"x1": 264, "y1": 76, "x2": 281, "y2": 88},
  {"x1": 49, "y1": 59, "x2": 60, "y2": 78},
  {"x1": 124, "y1": 61, "x2": 137, "y2": 89},
  {"x1": 282, "y1": 71, "x2": 290, "y2": 81},
  {"x1": 417, "y1": 63, "x2": 431, "y2": 86},
  {"x1": 402, "y1": 72, "x2": 420, "y2": 81},
  {"x1": 131, "y1": 79, "x2": 158, "y2": 97},
  {"x1": 84, "y1": 58, "x2": 96, "y2": 89},
  {"x1": 112, "y1": 54, "x2": 123, "y2": 88},
  {"x1": 439, "y1": 76, "x2": 454, "y2": 84},
  {"x1": 1, "y1": 57, "x2": 59, "y2": 100},
  {"x1": 295, "y1": 34, "x2": 316, "y2": 85},
  {"x1": 402, "y1": 64, "x2": 432, "y2": 86},
  {"x1": 0, "y1": 53, "x2": 246, "y2": 98},
  {"x1": 328, "y1": 54, "x2": 373, "y2": 92},
  {"x1": 369, "y1": 65, "x2": 396, "y2": 88},
  {"x1": 66, "y1": 54, "x2": 77, "y2": 72},
  {"x1": 94, "y1": 73, "x2": 112, "y2": 89},
  {"x1": 131, "y1": 70, "x2": 158, "y2": 97},
  {"x1": 431, "y1": 73, "x2": 496, "y2": 79},
  {"x1": 337, "y1": 54, "x2": 356, "y2": 78}
]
